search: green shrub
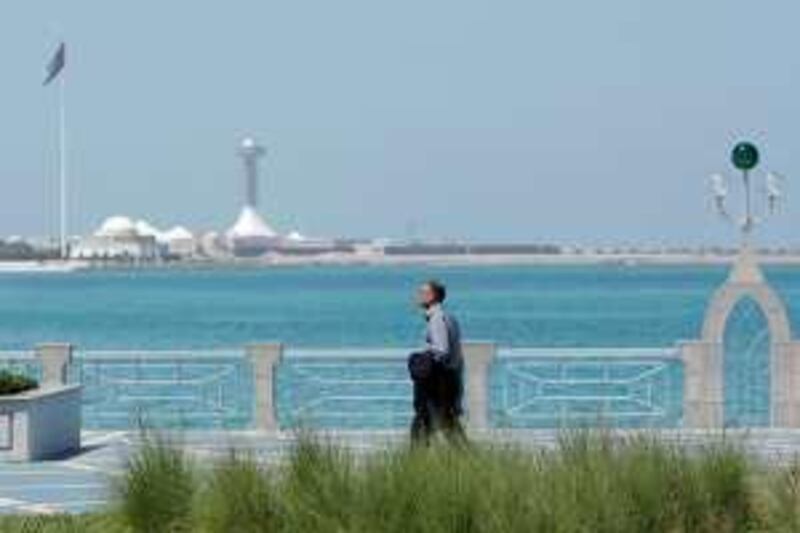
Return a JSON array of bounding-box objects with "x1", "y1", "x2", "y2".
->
[{"x1": 0, "y1": 370, "x2": 37, "y2": 396}]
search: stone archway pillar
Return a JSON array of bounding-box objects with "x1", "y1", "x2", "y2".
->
[
  {"x1": 679, "y1": 341, "x2": 722, "y2": 428},
  {"x1": 681, "y1": 245, "x2": 796, "y2": 428},
  {"x1": 774, "y1": 341, "x2": 800, "y2": 426}
]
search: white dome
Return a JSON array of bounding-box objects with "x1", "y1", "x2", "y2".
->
[
  {"x1": 227, "y1": 206, "x2": 278, "y2": 239},
  {"x1": 96, "y1": 216, "x2": 137, "y2": 238},
  {"x1": 135, "y1": 220, "x2": 162, "y2": 239},
  {"x1": 163, "y1": 226, "x2": 194, "y2": 241}
]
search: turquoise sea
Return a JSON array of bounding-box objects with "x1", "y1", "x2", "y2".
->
[{"x1": 0, "y1": 264, "x2": 799, "y2": 350}]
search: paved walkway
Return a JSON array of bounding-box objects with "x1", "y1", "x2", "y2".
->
[
  {"x1": 0, "y1": 430, "x2": 401, "y2": 515},
  {"x1": 0, "y1": 432, "x2": 127, "y2": 515},
  {"x1": 5, "y1": 429, "x2": 800, "y2": 515}
]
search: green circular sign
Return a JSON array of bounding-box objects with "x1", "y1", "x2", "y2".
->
[{"x1": 731, "y1": 142, "x2": 759, "y2": 171}]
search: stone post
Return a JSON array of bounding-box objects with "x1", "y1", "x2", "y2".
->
[
  {"x1": 776, "y1": 341, "x2": 800, "y2": 427},
  {"x1": 35, "y1": 343, "x2": 73, "y2": 386},
  {"x1": 246, "y1": 343, "x2": 283, "y2": 431},
  {"x1": 679, "y1": 341, "x2": 723, "y2": 428},
  {"x1": 463, "y1": 342, "x2": 496, "y2": 432}
]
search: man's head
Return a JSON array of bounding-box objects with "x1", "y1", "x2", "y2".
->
[{"x1": 417, "y1": 279, "x2": 446, "y2": 309}]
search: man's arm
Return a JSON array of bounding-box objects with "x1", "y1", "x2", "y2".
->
[{"x1": 426, "y1": 313, "x2": 450, "y2": 361}]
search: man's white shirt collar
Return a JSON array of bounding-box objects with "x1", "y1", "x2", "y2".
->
[{"x1": 426, "y1": 303, "x2": 442, "y2": 319}]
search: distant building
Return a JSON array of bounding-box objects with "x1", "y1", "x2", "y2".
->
[
  {"x1": 352, "y1": 240, "x2": 386, "y2": 256},
  {"x1": 276, "y1": 230, "x2": 340, "y2": 255},
  {"x1": 381, "y1": 242, "x2": 562, "y2": 256},
  {"x1": 198, "y1": 231, "x2": 228, "y2": 258},
  {"x1": 162, "y1": 226, "x2": 196, "y2": 258},
  {"x1": 70, "y1": 216, "x2": 158, "y2": 261},
  {"x1": 0, "y1": 238, "x2": 52, "y2": 261},
  {"x1": 227, "y1": 205, "x2": 280, "y2": 257},
  {"x1": 226, "y1": 137, "x2": 282, "y2": 257}
]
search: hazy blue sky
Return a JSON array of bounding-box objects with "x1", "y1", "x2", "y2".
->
[{"x1": 1, "y1": 1, "x2": 798, "y2": 245}]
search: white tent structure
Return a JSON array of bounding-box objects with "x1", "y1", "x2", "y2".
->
[
  {"x1": 286, "y1": 230, "x2": 306, "y2": 242},
  {"x1": 279, "y1": 228, "x2": 339, "y2": 255},
  {"x1": 226, "y1": 206, "x2": 280, "y2": 256}
]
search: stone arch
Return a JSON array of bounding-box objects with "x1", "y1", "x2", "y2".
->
[
  {"x1": 701, "y1": 284, "x2": 792, "y2": 344},
  {"x1": 681, "y1": 249, "x2": 800, "y2": 428},
  {"x1": 696, "y1": 281, "x2": 794, "y2": 427},
  {"x1": 721, "y1": 296, "x2": 772, "y2": 426}
]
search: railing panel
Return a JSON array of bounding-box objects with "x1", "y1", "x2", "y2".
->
[
  {"x1": 69, "y1": 351, "x2": 253, "y2": 429},
  {"x1": 0, "y1": 351, "x2": 41, "y2": 383},
  {"x1": 491, "y1": 348, "x2": 684, "y2": 428},
  {"x1": 276, "y1": 349, "x2": 411, "y2": 429}
]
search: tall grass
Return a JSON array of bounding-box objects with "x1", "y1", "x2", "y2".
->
[
  {"x1": 114, "y1": 434, "x2": 195, "y2": 532},
  {"x1": 193, "y1": 450, "x2": 277, "y2": 533},
  {"x1": 14, "y1": 431, "x2": 800, "y2": 532}
]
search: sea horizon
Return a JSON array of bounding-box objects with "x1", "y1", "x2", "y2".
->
[{"x1": 1, "y1": 263, "x2": 797, "y2": 351}]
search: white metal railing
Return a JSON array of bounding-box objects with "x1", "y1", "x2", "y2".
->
[
  {"x1": 491, "y1": 348, "x2": 684, "y2": 428},
  {"x1": 71, "y1": 349, "x2": 253, "y2": 429},
  {"x1": 499, "y1": 347, "x2": 680, "y2": 359},
  {"x1": 278, "y1": 348, "x2": 410, "y2": 429}
]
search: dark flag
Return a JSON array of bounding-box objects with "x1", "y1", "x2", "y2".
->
[{"x1": 43, "y1": 42, "x2": 66, "y2": 86}]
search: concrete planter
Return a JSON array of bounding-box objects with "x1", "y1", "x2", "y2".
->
[{"x1": 0, "y1": 385, "x2": 81, "y2": 461}]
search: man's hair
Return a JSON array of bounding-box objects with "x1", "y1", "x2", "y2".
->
[{"x1": 425, "y1": 280, "x2": 447, "y2": 303}]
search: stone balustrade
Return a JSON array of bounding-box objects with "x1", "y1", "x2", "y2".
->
[{"x1": 0, "y1": 342, "x2": 694, "y2": 432}]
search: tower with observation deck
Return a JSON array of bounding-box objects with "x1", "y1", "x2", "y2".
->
[{"x1": 226, "y1": 137, "x2": 281, "y2": 256}]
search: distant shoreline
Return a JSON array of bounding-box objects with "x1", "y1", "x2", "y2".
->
[
  {"x1": 4, "y1": 252, "x2": 800, "y2": 272},
  {"x1": 253, "y1": 253, "x2": 800, "y2": 268}
]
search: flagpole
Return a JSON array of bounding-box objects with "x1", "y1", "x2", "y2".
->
[{"x1": 58, "y1": 66, "x2": 67, "y2": 260}]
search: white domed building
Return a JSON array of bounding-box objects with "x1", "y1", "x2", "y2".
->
[
  {"x1": 95, "y1": 216, "x2": 138, "y2": 238},
  {"x1": 162, "y1": 226, "x2": 196, "y2": 258},
  {"x1": 134, "y1": 219, "x2": 164, "y2": 241},
  {"x1": 70, "y1": 216, "x2": 159, "y2": 261}
]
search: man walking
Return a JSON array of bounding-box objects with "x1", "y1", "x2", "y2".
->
[{"x1": 409, "y1": 280, "x2": 465, "y2": 444}]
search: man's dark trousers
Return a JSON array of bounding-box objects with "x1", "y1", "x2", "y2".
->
[{"x1": 410, "y1": 355, "x2": 465, "y2": 443}]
